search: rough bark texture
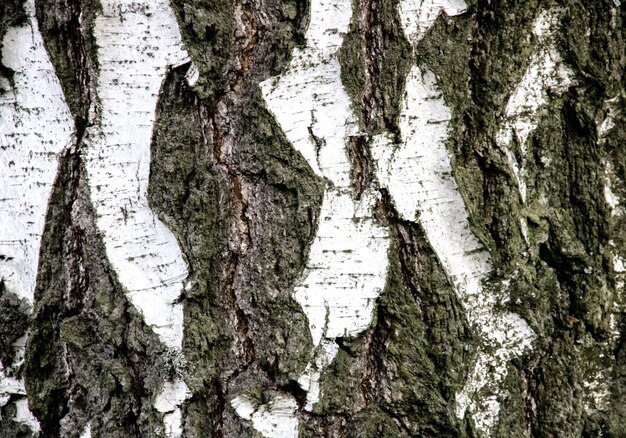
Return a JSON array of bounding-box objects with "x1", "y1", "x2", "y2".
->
[{"x1": 1, "y1": 0, "x2": 626, "y2": 436}]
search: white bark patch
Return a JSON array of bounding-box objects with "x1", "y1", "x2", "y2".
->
[
  {"x1": 297, "y1": 339, "x2": 339, "y2": 410},
  {"x1": 0, "y1": 337, "x2": 39, "y2": 431},
  {"x1": 598, "y1": 96, "x2": 619, "y2": 140},
  {"x1": 398, "y1": 0, "x2": 467, "y2": 45},
  {"x1": 372, "y1": 2, "x2": 539, "y2": 433},
  {"x1": 600, "y1": 100, "x2": 623, "y2": 216},
  {"x1": 495, "y1": 9, "x2": 574, "y2": 204},
  {"x1": 0, "y1": 0, "x2": 74, "y2": 432},
  {"x1": 87, "y1": 0, "x2": 191, "y2": 352},
  {"x1": 604, "y1": 161, "x2": 622, "y2": 217},
  {"x1": 85, "y1": 0, "x2": 194, "y2": 434},
  {"x1": 604, "y1": 247, "x2": 626, "y2": 384},
  {"x1": 260, "y1": 0, "x2": 357, "y2": 188},
  {"x1": 612, "y1": 252, "x2": 626, "y2": 332},
  {"x1": 251, "y1": 0, "x2": 390, "y2": 431},
  {"x1": 0, "y1": 335, "x2": 40, "y2": 433},
  {"x1": 231, "y1": 395, "x2": 299, "y2": 438},
  {"x1": 79, "y1": 423, "x2": 92, "y2": 438},
  {"x1": 0, "y1": 361, "x2": 26, "y2": 404},
  {"x1": 582, "y1": 367, "x2": 611, "y2": 414},
  {"x1": 371, "y1": 66, "x2": 535, "y2": 435},
  {"x1": 292, "y1": 189, "x2": 389, "y2": 348},
  {"x1": 608, "y1": 159, "x2": 626, "y2": 322},
  {"x1": 13, "y1": 398, "x2": 42, "y2": 434},
  {"x1": 0, "y1": 0, "x2": 75, "y2": 305},
  {"x1": 154, "y1": 377, "x2": 192, "y2": 438}
]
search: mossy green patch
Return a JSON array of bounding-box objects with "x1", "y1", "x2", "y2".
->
[
  {"x1": 315, "y1": 222, "x2": 468, "y2": 435},
  {"x1": 171, "y1": 0, "x2": 234, "y2": 100},
  {"x1": 375, "y1": 0, "x2": 413, "y2": 134},
  {"x1": 148, "y1": 67, "x2": 230, "y2": 435},
  {"x1": 338, "y1": 0, "x2": 413, "y2": 135},
  {"x1": 490, "y1": 363, "x2": 529, "y2": 438},
  {"x1": 29, "y1": 150, "x2": 170, "y2": 437},
  {"x1": 430, "y1": 0, "x2": 626, "y2": 432},
  {"x1": 346, "y1": 405, "x2": 405, "y2": 437},
  {"x1": 148, "y1": 49, "x2": 320, "y2": 430},
  {"x1": 337, "y1": 0, "x2": 365, "y2": 126},
  {"x1": 229, "y1": 87, "x2": 322, "y2": 383}
]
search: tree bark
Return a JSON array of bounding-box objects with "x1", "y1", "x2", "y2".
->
[{"x1": 1, "y1": 0, "x2": 626, "y2": 436}]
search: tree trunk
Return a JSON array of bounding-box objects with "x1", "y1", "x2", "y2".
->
[{"x1": 1, "y1": 0, "x2": 625, "y2": 436}]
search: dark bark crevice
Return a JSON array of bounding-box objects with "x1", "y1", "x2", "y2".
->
[{"x1": 36, "y1": 0, "x2": 99, "y2": 127}]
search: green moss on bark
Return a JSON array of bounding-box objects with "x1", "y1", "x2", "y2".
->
[
  {"x1": 423, "y1": 0, "x2": 626, "y2": 433},
  {"x1": 148, "y1": 33, "x2": 321, "y2": 428},
  {"x1": 16, "y1": 0, "x2": 626, "y2": 434},
  {"x1": 28, "y1": 150, "x2": 171, "y2": 437},
  {"x1": 338, "y1": 0, "x2": 412, "y2": 134},
  {"x1": 170, "y1": 0, "x2": 234, "y2": 100}
]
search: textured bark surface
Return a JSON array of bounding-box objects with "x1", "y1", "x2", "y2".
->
[{"x1": 1, "y1": 0, "x2": 626, "y2": 436}]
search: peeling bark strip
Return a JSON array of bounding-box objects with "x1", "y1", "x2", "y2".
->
[
  {"x1": 0, "y1": 0, "x2": 74, "y2": 432},
  {"x1": 83, "y1": 0, "x2": 195, "y2": 435},
  {"x1": 232, "y1": 395, "x2": 299, "y2": 437}
]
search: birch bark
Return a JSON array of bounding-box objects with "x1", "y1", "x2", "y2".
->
[{"x1": 1, "y1": 0, "x2": 626, "y2": 436}]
